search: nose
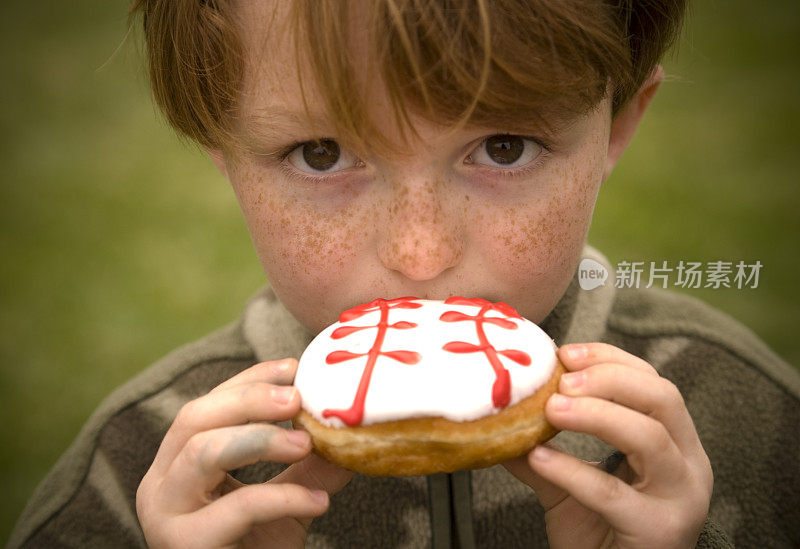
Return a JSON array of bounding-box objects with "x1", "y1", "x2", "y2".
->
[{"x1": 377, "y1": 178, "x2": 463, "y2": 281}]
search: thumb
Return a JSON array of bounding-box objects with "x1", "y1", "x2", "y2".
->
[
  {"x1": 270, "y1": 453, "x2": 354, "y2": 497},
  {"x1": 269, "y1": 453, "x2": 354, "y2": 529},
  {"x1": 502, "y1": 442, "x2": 568, "y2": 511}
]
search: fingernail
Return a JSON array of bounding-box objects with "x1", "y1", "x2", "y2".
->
[
  {"x1": 561, "y1": 372, "x2": 583, "y2": 389},
  {"x1": 272, "y1": 385, "x2": 297, "y2": 404},
  {"x1": 272, "y1": 360, "x2": 291, "y2": 374},
  {"x1": 285, "y1": 429, "x2": 310, "y2": 448},
  {"x1": 532, "y1": 445, "x2": 554, "y2": 462},
  {"x1": 550, "y1": 393, "x2": 572, "y2": 411},
  {"x1": 310, "y1": 489, "x2": 328, "y2": 505},
  {"x1": 563, "y1": 344, "x2": 587, "y2": 360}
]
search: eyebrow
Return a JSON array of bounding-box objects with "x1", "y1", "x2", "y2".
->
[
  {"x1": 239, "y1": 107, "x2": 337, "y2": 147},
  {"x1": 239, "y1": 104, "x2": 579, "y2": 156}
]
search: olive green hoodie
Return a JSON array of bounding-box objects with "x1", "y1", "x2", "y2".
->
[{"x1": 9, "y1": 246, "x2": 800, "y2": 548}]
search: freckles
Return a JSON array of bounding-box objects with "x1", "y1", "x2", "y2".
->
[
  {"x1": 526, "y1": 195, "x2": 575, "y2": 266},
  {"x1": 497, "y1": 199, "x2": 581, "y2": 277},
  {"x1": 497, "y1": 205, "x2": 556, "y2": 269},
  {"x1": 240, "y1": 174, "x2": 363, "y2": 284},
  {"x1": 381, "y1": 179, "x2": 459, "y2": 272},
  {"x1": 490, "y1": 178, "x2": 596, "y2": 275},
  {"x1": 288, "y1": 202, "x2": 362, "y2": 277}
]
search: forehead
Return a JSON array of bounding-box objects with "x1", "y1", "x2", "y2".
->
[
  {"x1": 230, "y1": 0, "x2": 609, "y2": 155},
  {"x1": 235, "y1": 1, "x2": 385, "y2": 132},
  {"x1": 236, "y1": 8, "x2": 472, "y2": 161}
]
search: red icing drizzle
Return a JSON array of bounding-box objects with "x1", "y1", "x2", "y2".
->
[
  {"x1": 440, "y1": 296, "x2": 530, "y2": 408},
  {"x1": 323, "y1": 297, "x2": 422, "y2": 426}
]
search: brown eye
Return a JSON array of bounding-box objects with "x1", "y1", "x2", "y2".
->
[
  {"x1": 468, "y1": 134, "x2": 543, "y2": 171},
  {"x1": 485, "y1": 135, "x2": 524, "y2": 164},
  {"x1": 302, "y1": 139, "x2": 340, "y2": 171},
  {"x1": 286, "y1": 138, "x2": 361, "y2": 177}
]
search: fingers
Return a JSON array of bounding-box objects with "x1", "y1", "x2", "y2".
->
[
  {"x1": 168, "y1": 482, "x2": 329, "y2": 548},
  {"x1": 558, "y1": 342, "x2": 657, "y2": 375},
  {"x1": 160, "y1": 423, "x2": 312, "y2": 513},
  {"x1": 513, "y1": 344, "x2": 713, "y2": 545},
  {"x1": 210, "y1": 359, "x2": 298, "y2": 394},
  {"x1": 544, "y1": 393, "x2": 685, "y2": 490},
  {"x1": 558, "y1": 342, "x2": 705, "y2": 459},
  {"x1": 175, "y1": 382, "x2": 300, "y2": 440},
  {"x1": 557, "y1": 363, "x2": 703, "y2": 456},
  {"x1": 528, "y1": 445, "x2": 643, "y2": 532},
  {"x1": 138, "y1": 359, "x2": 337, "y2": 547},
  {"x1": 154, "y1": 368, "x2": 301, "y2": 470},
  {"x1": 503, "y1": 441, "x2": 569, "y2": 510},
  {"x1": 265, "y1": 453, "x2": 355, "y2": 530},
  {"x1": 271, "y1": 453, "x2": 354, "y2": 500}
]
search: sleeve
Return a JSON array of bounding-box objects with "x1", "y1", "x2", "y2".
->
[
  {"x1": 658, "y1": 338, "x2": 800, "y2": 547},
  {"x1": 10, "y1": 400, "x2": 158, "y2": 548},
  {"x1": 695, "y1": 517, "x2": 734, "y2": 548},
  {"x1": 9, "y1": 354, "x2": 256, "y2": 548}
]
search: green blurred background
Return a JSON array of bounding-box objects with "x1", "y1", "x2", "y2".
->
[{"x1": 1, "y1": 0, "x2": 798, "y2": 542}]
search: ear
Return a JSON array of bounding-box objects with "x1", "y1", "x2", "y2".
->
[
  {"x1": 206, "y1": 148, "x2": 229, "y2": 178},
  {"x1": 603, "y1": 65, "x2": 664, "y2": 182}
]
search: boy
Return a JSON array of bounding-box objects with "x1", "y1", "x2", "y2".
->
[{"x1": 10, "y1": 0, "x2": 800, "y2": 547}]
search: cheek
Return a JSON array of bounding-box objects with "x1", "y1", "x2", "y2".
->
[
  {"x1": 484, "y1": 161, "x2": 601, "y2": 283},
  {"x1": 230, "y1": 170, "x2": 372, "y2": 317},
  {"x1": 257, "y1": 201, "x2": 357, "y2": 280}
]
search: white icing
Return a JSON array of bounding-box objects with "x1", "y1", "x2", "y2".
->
[{"x1": 294, "y1": 299, "x2": 558, "y2": 428}]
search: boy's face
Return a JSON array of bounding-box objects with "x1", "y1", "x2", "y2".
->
[{"x1": 216, "y1": 2, "x2": 643, "y2": 335}]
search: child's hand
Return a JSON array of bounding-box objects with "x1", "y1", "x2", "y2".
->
[
  {"x1": 504, "y1": 343, "x2": 713, "y2": 548},
  {"x1": 136, "y1": 359, "x2": 353, "y2": 548}
]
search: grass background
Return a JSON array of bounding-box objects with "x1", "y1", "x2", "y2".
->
[{"x1": 1, "y1": 0, "x2": 798, "y2": 542}]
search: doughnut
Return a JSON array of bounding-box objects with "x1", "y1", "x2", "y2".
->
[{"x1": 292, "y1": 296, "x2": 565, "y2": 476}]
